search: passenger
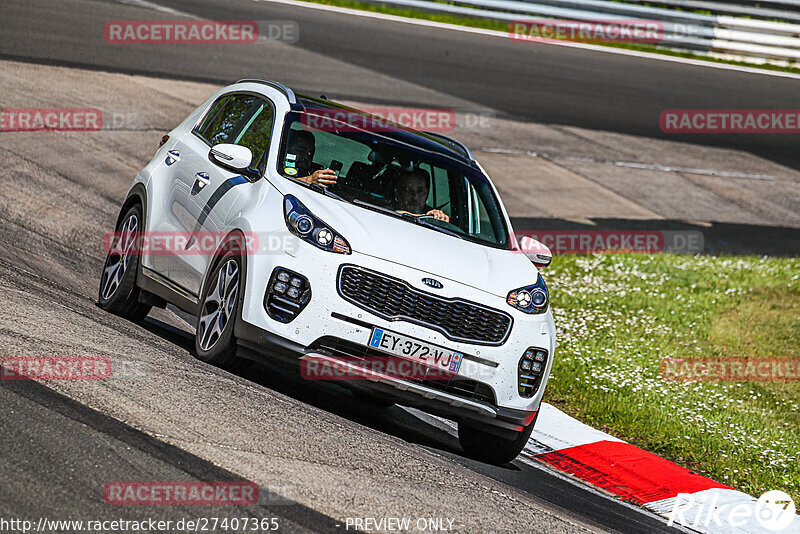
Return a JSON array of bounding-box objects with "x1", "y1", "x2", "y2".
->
[
  {"x1": 287, "y1": 129, "x2": 338, "y2": 187},
  {"x1": 393, "y1": 168, "x2": 449, "y2": 222}
]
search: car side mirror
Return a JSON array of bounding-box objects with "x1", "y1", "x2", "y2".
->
[
  {"x1": 209, "y1": 143, "x2": 255, "y2": 173},
  {"x1": 518, "y1": 236, "x2": 552, "y2": 268},
  {"x1": 530, "y1": 250, "x2": 552, "y2": 268}
]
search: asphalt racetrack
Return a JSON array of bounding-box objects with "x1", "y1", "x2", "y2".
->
[{"x1": 1, "y1": 0, "x2": 797, "y2": 532}]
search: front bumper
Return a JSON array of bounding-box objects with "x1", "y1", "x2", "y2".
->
[
  {"x1": 238, "y1": 243, "x2": 556, "y2": 431},
  {"x1": 235, "y1": 320, "x2": 538, "y2": 437}
]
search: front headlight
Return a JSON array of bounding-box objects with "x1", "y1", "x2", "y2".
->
[
  {"x1": 507, "y1": 274, "x2": 548, "y2": 314},
  {"x1": 283, "y1": 195, "x2": 351, "y2": 254}
]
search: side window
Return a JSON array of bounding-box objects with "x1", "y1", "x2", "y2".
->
[
  {"x1": 233, "y1": 100, "x2": 275, "y2": 170},
  {"x1": 196, "y1": 94, "x2": 259, "y2": 146}
]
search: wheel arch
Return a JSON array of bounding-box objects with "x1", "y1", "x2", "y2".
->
[
  {"x1": 199, "y1": 229, "x2": 251, "y2": 332},
  {"x1": 115, "y1": 183, "x2": 148, "y2": 230}
]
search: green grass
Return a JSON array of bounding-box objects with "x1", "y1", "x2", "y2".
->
[
  {"x1": 545, "y1": 254, "x2": 800, "y2": 502},
  {"x1": 298, "y1": 0, "x2": 800, "y2": 75}
]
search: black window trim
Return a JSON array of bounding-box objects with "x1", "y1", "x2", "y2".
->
[{"x1": 191, "y1": 91, "x2": 278, "y2": 182}]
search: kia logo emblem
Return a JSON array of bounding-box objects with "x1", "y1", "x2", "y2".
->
[{"x1": 422, "y1": 278, "x2": 443, "y2": 289}]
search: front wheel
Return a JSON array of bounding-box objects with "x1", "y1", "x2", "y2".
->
[
  {"x1": 458, "y1": 420, "x2": 535, "y2": 465},
  {"x1": 194, "y1": 251, "x2": 242, "y2": 367},
  {"x1": 97, "y1": 204, "x2": 151, "y2": 321}
]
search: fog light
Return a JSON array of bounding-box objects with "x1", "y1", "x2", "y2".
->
[
  {"x1": 518, "y1": 347, "x2": 548, "y2": 398},
  {"x1": 265, "y1": 268, "x2": 311, "y2": 323}
]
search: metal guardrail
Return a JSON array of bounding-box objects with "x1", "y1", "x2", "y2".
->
[
  {"x1": 620, "y1": 0, "x2": 800, "y2": 24},
  {"x1": 365, "y1": 0, "x2": 800, "y2": 65}
]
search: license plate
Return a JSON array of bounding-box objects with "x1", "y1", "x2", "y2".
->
[{"x1": 368, "y1": 328, "x2": 463, "y2": 374}]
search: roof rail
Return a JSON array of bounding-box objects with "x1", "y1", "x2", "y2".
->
[
  {"x1": 235, "y1": 79, "x2": 299, "y2": 106},
  {"x1": 424, "y1": 131, "x2": 475, "y2": 162}
]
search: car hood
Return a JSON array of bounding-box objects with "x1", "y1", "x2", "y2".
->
[{"x1": 278, "y1": 181, "x2": 539, "y2": 298}]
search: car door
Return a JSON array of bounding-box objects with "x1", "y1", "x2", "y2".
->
[{"x1": 166, "y1": 92, "x2": 276, "y2": 297}]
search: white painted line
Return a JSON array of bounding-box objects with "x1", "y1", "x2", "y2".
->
[
  {"x1": 477, "y1": 147, "x2": 781, "y2": 180},
  {"x1": 526, "y1": 402, "x2": 623, "y2": 455},
  {"x1": 117, "y1": 0, "x2": 186, "y2": 15},
  {"x1": 260, "y1": 0, "x2": 800, "y2": 79},
  {"x1": 418, "y1": 403, "x2": 783, "y2": 534}
]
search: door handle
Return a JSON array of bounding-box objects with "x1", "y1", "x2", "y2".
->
[
  {"x1": 165, "y1": 150, "x2": 180, "y2": 165},
  {"x1": 191, "y1": 172, "x2": 210, "y2": 195}
]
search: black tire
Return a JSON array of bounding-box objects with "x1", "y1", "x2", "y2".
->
[
  {"x1": 194, "y1": 251, "x2": 242, "y2": 367},
  {"x1": 458, "y1": 419, "x2": 535, "y2": 465},
  {"x1": 98, "y1": 204, "x2": 151, "y2": 322},
  {"x1": 351, "y1": 389, "x2": 395, "y2": 408}
]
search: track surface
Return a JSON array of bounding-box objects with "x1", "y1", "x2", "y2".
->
[
  {"x1": 0, "y1": 378, "x2": 344, "y2": 532},
  {"x1": 0, "y1": 0, "x2": 790, "y2": 531},
  {"x1": 1, "y1": 0, "x2": 799, "y2": 168}
]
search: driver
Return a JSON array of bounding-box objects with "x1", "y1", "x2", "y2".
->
[
  {"x1": 287, "y1": 129, "x2": 338, "y2": 187},
  {"x1": 393, "y1": 168, "x2": 449, "y2": 222}
]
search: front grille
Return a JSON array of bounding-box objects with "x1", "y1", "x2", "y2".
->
[
  {"x1": 308, "y1": 336, "x2": 496, "y2": 405},
  {"x1": 337, "y1": 265, "x2": 512, "y2": 345}
]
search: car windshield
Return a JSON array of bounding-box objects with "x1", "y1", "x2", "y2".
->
[{"x1": 277, "y1": 110, "x2": 510, "y2": 249}]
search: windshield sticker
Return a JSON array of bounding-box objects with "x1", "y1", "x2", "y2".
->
[
  {"x1": 285, "y1": 161, "x2": 296, "y2": 168},
  {"x1": 285, "y1": 153, "x2": 297, "y2": 161},
  {"x1": 284, "y1": 167, "x2": 298, "y2": 176}
]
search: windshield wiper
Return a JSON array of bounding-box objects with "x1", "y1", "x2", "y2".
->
[
  {"x1": 353, "y1": 200, "x2": 467, "y2": 241},
  {"x1": 308, "y1": 182, "x2": 346, "y2": 202},
  {"x1": 412, "y1": 217, "x2": 467, "y2": 241},
  {"x1": 353, "y1": 199, "x2": 406, "y2": 220}
]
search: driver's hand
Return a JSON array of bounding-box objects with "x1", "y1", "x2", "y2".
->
[
  {"x1": 426, "y1": 209, "x2": 449, "y2": 223},
  {"x1": 310, "y1": 169, "x2": 338, "y2": 187}
]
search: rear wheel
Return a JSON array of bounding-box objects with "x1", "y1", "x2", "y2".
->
[
  {"x1": 458, "y1": 419, "x2": 535, "y2": 465},
  {"x1": 194, "y1": 251, "x2": 241, "y2": 367},
  {"x1": 97, "y1": 204, "x2": 151, "y2": 321}
]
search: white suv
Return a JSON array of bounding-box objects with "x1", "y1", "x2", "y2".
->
[{"x1": 98, "y1": 79, "x2": 555, "y2": 464}]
